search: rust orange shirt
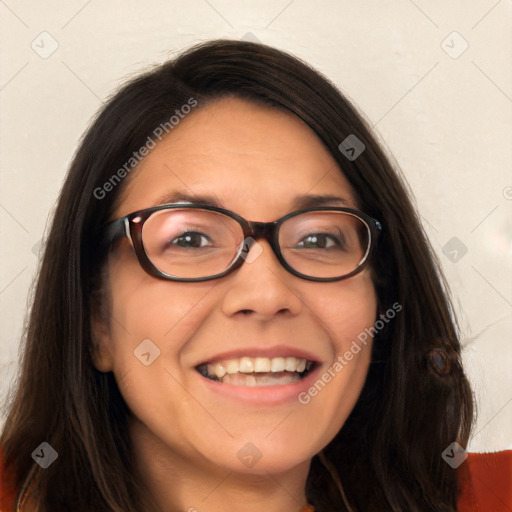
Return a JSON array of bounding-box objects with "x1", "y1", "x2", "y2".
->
[
  {"x1": 1, "y1": 449, "x2": 511, "y2": 511},
  {"x1": 457, "y1": 450, "x2": 512, "y2": 511}
]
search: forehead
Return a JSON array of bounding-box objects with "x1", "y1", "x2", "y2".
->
[{"x1": 116, "y1": 97, "x2": 357, "y2": 219}]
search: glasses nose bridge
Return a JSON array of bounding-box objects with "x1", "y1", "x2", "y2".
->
[{"x1": 246, "y1": 220, "x2": 279, "y2": 250}]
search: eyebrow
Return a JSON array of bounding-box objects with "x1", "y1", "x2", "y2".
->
[{"x1": 154, "y1": 191, "x2": 350, "y2": 210}]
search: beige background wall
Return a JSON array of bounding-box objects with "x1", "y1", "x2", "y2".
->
[{"x1": 1, "y1": 0, "x2": 511, "y2": 451}]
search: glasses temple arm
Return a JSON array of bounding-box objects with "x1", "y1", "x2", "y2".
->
[{"x1": 99, "y1": 218, "x2": 130, "y2": 252}]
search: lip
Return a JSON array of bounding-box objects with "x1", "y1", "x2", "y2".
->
[
  {"x1": 196, "y1": 361, "x2": 322, "y2": 406},
  {"x1": 195, "y1": 345, "x2": 322, "y2": 366}
]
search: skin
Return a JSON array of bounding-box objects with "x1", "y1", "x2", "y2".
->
[{"x1": 92, "y1": 97, "x2": 378, "y2": 512}]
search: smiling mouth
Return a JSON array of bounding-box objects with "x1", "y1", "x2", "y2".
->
[{"x1": 196, "y1": 356, "x2": 316, "y2": 387}]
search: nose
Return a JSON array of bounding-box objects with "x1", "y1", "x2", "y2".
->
[{"x1": 220, "y1": 238, "x2": 303, "y2": 319}]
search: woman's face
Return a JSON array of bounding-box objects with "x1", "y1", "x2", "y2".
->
[{"x1": 92, "y1": 97, "x2": 377, "y2": 477}]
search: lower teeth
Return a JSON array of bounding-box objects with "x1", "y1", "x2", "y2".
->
[{"x1": 220, "y1": 371, "x2": 302, "y2": 387}]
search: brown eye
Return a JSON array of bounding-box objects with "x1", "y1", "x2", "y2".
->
[
  {"x1": 296, "y1": 233, "x2": 343, "y2": 249},
  {"x1": 172, "y1": 232, "x2": 211, "y2": 248}
]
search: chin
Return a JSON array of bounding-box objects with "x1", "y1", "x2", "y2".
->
[{"x1": 200, "y1": 436, "x2": 318, "y2": 476}]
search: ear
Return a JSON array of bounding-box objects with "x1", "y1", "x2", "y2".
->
[{"x1": 90, "y1": 303, "x2": 115, "y2": 373}]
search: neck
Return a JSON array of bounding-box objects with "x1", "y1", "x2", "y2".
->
[{"x1": 129, "y1": 418, "x2": 311, "y2": 512}]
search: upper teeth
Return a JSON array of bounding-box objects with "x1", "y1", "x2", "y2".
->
[{"x1": 206, "y1": 356, "x2": 310, "y2": 380}]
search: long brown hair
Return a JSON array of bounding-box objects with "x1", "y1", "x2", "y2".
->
[{"x1": 1, "y1": 39, "x2": 473, "y2": 511}]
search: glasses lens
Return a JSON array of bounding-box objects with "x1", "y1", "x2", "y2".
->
[
  {"x1": 142, "y1": 209, "x2": 244, "y2": 278},
  {"x1": 279, "y1": 211, "x2": 371, "y2": 279}
]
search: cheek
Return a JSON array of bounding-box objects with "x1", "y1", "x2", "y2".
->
[
  {"x1": 102, "y1": 272, "x2": 225, "y2": 449},
  {"x1": 297, "y1": 271, "x2": 377, "y2": 434},
  {"x1": 102, "y1": 258, "x2": 221, "y2": 409},
  {"x1": 107, "y1": 253, "x2": 217, "y2": 345},
  {"x1": 311, "y1": 270, "x2": 377, "y2": 345}
]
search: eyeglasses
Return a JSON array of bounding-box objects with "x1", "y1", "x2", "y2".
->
[{"x1": 100, "y1": 203, "x2": 382, "y2": 282}]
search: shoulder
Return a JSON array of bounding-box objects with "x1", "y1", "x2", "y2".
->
[{"x1": 457, "y1": 450, "x2": 512, "y2": 511}]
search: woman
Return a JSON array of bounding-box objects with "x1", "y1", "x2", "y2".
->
[{"x1": 1, "y1": 39, "x2": 510, "y2": 512}]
